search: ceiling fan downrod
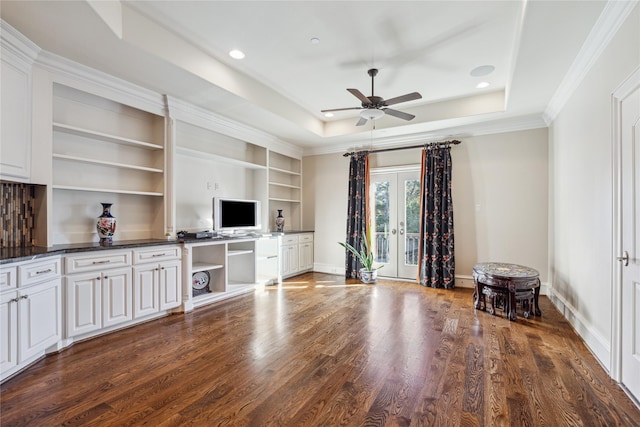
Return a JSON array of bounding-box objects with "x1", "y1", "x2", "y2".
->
[{"x1": 368, "y1": 68, "x2": 378, "y2": 97}]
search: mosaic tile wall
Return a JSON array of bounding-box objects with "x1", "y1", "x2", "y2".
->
[{"x1": 0, "y1": 181, "x2": 35, "y2": 247}]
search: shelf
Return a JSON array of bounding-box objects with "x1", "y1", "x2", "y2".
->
[
  {"x1": 269, "y1": 166, "x2": 300, "y2": 176},
  {"x1": 269, "y1": 197, "x2": 301, "y2": 203},
  {"x1": 53, "y1": 122, "x2": 163, "y2": 150},
  {"x1": 52, "y1": 154, "x2": 164, "y2": 173},
  {"x1": 176, "y1": 146, "x2": 267, "y2": 170},
  {"x1": 52, "y1": 185, "x2": 163, "y2": 197},
  {"x1": 192, "y1": 262, "x2": 224, "y2": 273},
  {"x1": 269, "y1": 182, "x2": 300, "y2": 190},
  {"x1": 228, "y1": 249, "x2": 254, "y2": 257}
]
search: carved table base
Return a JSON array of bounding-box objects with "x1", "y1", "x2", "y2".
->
[{"x1": 473, "y1": 262, "x2": 541, "y2": 321}]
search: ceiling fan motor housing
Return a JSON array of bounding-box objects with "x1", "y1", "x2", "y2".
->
[{"x1": 364, "y1": 96, "x2": 384, "y2": 108}]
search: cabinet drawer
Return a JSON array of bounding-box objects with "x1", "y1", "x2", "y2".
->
[
  {"x1": 19, "y1": 257, "x2": 61, "y2": 287},
  {"x1": 282, "y1": 235, "x2": 298, "y2": 245},
  {"x1": 299, "y1": 234, "x2": 313, "y2": 243},
  {"x1": 65, "y1": 250, "x2": 131, "y2": 274},
  {"x1": 133, "y1": 246, "x2": 181, "y2": 264},
  {"x1": 0, "y1": 265, "x2": 17, "y2": 291}
]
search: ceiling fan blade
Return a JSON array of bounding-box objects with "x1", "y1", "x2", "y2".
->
[
  {"x1": 383, "y1": 108, "x2": 415, "y2": 121},
  {"x1": 384, "y1": 92, "x2": 422, "y2": 106},
  {"x1": 347, "y1": 88, "x2": 371, "y2": 105},
  {"x1": 355, "y1": 117, "x2": 368, "y2": 126},
  {"x1": 321, "y1": 107, "x2": 363, "y2": 113}
]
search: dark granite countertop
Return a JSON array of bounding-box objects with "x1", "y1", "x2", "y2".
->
[
  {"x1": 0, "y1": 231, "x2": 314, "y2": 264},
  {"x1": 0, "y1": 238, "x2": 179, "y2": 264}
]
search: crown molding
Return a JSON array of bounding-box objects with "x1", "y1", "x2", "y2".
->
[
  {"x1": 166, "y1": 95, "x2": 303, "y2": 159},
  {"x1": 543, "y1": 0, "x2": 639, "y2": 124},
  {"x1": 0, "y1": 19, "x2": 41, "y2": 66},
  {"x1": 35, "y1": 50, "x2": 166, "y2": 116},
  {"x1": 304, "y1": 114, "x2": 548, "y2": 156}
]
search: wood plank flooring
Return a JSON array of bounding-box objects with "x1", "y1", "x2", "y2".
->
[{"x1": 1, "y1": 272, "x2": 639, "y2": 426}]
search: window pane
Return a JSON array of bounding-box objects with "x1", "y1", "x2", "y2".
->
[
  {"x1": 373, "y1": 181, "x2": 389, "y2": 263},
  {"x1": 404, "y1": 179, "x2": 420, "y2": 265}
]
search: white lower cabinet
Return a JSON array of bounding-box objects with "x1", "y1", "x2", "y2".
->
[
  {"x1": 133, "y1": 260, "x2": 181, "y2": 318},
  {"x1": 65, "y1": 267, "x2": 132, "y2": 337},
  {"x1": 133, "y1": 246, "x2": 181, "y2": 317},
  {"x1": 281, "y1": 242, "x2": 299, "y2": 278},
  {"x1": 1, "y1": 256, "x2": 62, "y2": 382},
  {"x1": 64, "y1": 246, "x2": 181, "y2": 341},
  {"x1": 280, "y1": 233, "x2": 314, "y2": 279}
]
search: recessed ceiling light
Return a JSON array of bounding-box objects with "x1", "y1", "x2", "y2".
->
[
  {"x1": 476, "y1": 81, "x2": 490, "y2": 89},
  {"x1": 470, "y1": 65, "x2": 495, "y2": 77},
  {"x1": 229, "y1": 49, "x2": 245, "y2": 59},
  {"x1": 310, "y1": 37, "x2": 320, "y2": 44},
  {"x1": 324, "y1": 112, "x2": 334, "y2": 118}
]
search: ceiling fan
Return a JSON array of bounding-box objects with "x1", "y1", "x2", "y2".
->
[{"x1": 321, "y1": 68, "x2": 422, "y2": 126}]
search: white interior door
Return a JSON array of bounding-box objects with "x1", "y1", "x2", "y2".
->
[
  {"x1": 617, "y1": 68, "x2": 640, "y2": 402},
  {"x1": 370, "y1": 169, "x2": 420, "y2": 280}
]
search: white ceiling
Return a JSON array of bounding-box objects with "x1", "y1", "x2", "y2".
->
[{"x1": 1, "y1": 1, "x2": 610, "y2": 153}]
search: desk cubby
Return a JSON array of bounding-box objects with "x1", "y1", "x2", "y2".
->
[{"x1": 182, "y1": 238, "x2": 257, "y2": 311}]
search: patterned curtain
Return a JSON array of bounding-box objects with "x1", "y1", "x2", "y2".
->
[
  {"x1": 418, "y1": 146, "x2": 455, "y2": 288},
  {"x1": 345, "y1": 152, "x2": 370, "y2": 278}
]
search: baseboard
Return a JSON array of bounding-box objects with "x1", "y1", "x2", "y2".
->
[
  {"x1": 547, "y1": 289, "x2": 611, "y2": 371},
  {"x1": 313, "y1": 262, "x2": 344, "y2": 276}
]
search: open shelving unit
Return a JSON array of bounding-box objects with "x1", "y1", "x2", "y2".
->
[
  {"x1": 50, "y1": 83, "x2": 166, "y2": 244},
  {"x1": 182, "y1": 238, "x2": 258, "y2": 311},
  {"x1": 268, "y1": 151, "x2": 301, "y2": 231}
]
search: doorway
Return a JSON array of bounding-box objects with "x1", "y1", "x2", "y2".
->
[{"x1": 370, "y1": 168, "x2": 420, "y2": 280}]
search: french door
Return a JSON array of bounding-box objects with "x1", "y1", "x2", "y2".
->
[{"x1": 370, "y1": 169, "x2": 420, "y2": 279}]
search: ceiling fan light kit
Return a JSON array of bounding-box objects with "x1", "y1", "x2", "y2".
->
[
  {"x1": 322, "y1": 68, "x2": 422, "y2": 126},
  {"x1": 360, "y1": 108, "x2": 385, "y2": 120}
]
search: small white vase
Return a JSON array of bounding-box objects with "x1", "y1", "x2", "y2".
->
[{"x1": 359, "y1": 268, "x2": 378, "y2": 284}]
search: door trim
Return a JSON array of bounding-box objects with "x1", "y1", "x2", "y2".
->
[{"x1": 610, "y1": 65, "x2": 640, "y2": 384}]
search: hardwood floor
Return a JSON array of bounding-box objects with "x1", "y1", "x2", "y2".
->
[{"x1": 1, "y1": 272, "x2": 639, "y2": 426}]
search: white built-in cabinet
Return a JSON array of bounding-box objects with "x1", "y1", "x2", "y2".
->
[
  {"x1": 0, "y1": 22, "x2": 38, "y2": 182},
  {"x1": 64, "y1": 250, "x2": 133, "y2": 337},
  {"x1": 132, "y1": 246, "x2": 182, "y2": 317},
  {"x1": 0, "y1": 256, "x2": 62, "y2": 382},
  {"x1": 280, "y1": 233, "x2": 314, "y2": 279},
  {"x1": 64, "y1": 246, "x2": 180, "y2": 341}
]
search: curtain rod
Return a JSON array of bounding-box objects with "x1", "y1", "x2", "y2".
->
[{"x1": 342, "y1": 139, "x2": 461, "y2": 157}]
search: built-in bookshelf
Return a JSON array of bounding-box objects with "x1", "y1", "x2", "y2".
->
[
  {"x1": 51, "y1": 83, "x2": 166, "y2": 244},
  {"x1": 268, "y1": 151, "x2": 301, "y2": 231}
]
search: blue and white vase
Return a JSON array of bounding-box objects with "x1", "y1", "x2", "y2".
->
[
  {"x1": 97, "y1": 203, "x2": 116, "y2": 244},
  {"x1": 275, "y1": 209, "x2": 285, "y2": 232}
]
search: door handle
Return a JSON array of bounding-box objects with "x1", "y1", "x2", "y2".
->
[
  {"x1": 617, "y1": 250, "x2": 629, "y2": 267},
  {"x1": 391, "y1": 229, "x2": 397, "y2": 235}
]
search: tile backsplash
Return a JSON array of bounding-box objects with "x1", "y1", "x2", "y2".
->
[{"x1": 1, "y1": 181, "x2": 36, "y2": 247}]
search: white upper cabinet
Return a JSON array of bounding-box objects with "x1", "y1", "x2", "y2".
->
[{"x1": 0, "y1": 21, "x2": 39, "y2": 182}]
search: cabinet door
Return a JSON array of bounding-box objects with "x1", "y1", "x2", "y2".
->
[
  {"x1": 18, "y1": 279, "x2": 61, "y2": 361},
  {"x1": 159, "y1": 260, "x2": 181, "y2": 311},
  {"x1": 66, "y1": 273, "x2": 101, "y2": 337},
  {"x1": 133, "y1": 264, "x2": 159, "y2": 319},
  {"x1": 281, "y1": 244, "x2": 298, "y2": 277},
  {"x1": 102, "y1": 268, "x2": 133, "y2": 328},
  {"x1": 0, "y1": 55, "x2": 31, "y2": 181},
  {"x1": 0, "y1": 291, "x2": 18, "y2": 374},
  {"x1": 299, "y1": 242, "x2": 314, "y2": 272}
]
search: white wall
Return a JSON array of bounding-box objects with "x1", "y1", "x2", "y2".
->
[
  {"x1": 303, "y1": 127, "x2": 549, "y2": 285},
  {"x1": 548, "y1": 3, "x2": 639, "y2": 369},
  {"x1": 174, "y1": 153, "x2": 261, "y2": 232}
]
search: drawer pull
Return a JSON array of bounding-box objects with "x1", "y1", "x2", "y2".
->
[
  {"x1": 92, "y1": 260, "x2": 111, "y2": 265},
  {"x1": 36, "y1": 268, "x2": 53, "y2": 275},
  {"x1": 152, "y1": 253, "x2": 166, "y2": 257}
]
